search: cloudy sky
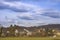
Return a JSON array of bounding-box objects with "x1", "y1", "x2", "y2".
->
[{"x1": 0, "y1": 0, "x2": 60, "y2": 27}]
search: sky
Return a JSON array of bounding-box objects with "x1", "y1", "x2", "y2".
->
[{"x1": 0, "y1": 0, "x2": 60, "y2": 27}]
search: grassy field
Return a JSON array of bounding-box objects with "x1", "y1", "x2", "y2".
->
[{"x1": 0, "y1": 37, "x2": 60, "y2": 40}]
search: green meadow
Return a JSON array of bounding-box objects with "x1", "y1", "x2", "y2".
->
[{"x1": 0, "y1": 37, "x2": 60, "y2": 40}]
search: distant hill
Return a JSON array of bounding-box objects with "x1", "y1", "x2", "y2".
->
[
  {"x1": 37, "y1": 24, "x2": 60, "y2": 29},
  {"x1": 1, "y1": 24, "x2": 60, "y2": 31},
  {"x1": 17, "y1": 24, "x2": 60, "y2": 30}
]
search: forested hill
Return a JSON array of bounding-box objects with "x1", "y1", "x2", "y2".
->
[
  {"x1": 13, "y1": 24, "x2": 60, "y2": 30},
  {"x1": 1, "y1": 24, "x2": 60, "y2": 30},
  {"x1": 37, "y1": 24, "x2": 60, "y2": 29}
]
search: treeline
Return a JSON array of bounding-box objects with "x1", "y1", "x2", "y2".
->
[{"x1": 0, "y1": 24, "x2": 60, "y2": 37}]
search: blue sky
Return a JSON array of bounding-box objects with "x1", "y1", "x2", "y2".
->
[{"x1": 0, "y1": 0, "x2": 60, "y2": 27}]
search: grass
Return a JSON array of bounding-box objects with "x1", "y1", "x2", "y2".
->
[{"x1": 0, "y1": 37, "x2": 60, "y2": 40}]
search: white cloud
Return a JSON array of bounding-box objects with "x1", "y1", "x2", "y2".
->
[
  {"x1": 0, "y1": 0, "x2": 60, "y2": 27},
  {"x1": 1, "y1": 1, "x2": 38, "y2": 9}
]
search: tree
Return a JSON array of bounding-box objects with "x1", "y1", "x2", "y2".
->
[
  {"x1": 0, "y1": 24, "x2": 3, "y2": 37},
  {"x1": 9, "y1": 25, "x2": 15, "y2": 36}
]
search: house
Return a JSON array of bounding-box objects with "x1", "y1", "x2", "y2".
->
[
  {"x1": 51, "y1": 29, "x2": 60, "y2": 37},
  {"x1": 55, "y1": 29, "x2": 60, "y2": 37},
  {"x1": 15, "y1": 29, "x2": 19, "y2": 36},
  {"x1": 1, "y1": 28, "x2": 8, "y2": 37},
  {"x1": 24, "y1": 29, "x2": 32, "y2": 36}
]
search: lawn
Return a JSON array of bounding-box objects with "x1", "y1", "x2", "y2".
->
[{"x1": 0, "y1": 37, "x2": 60, "y2": 40}]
